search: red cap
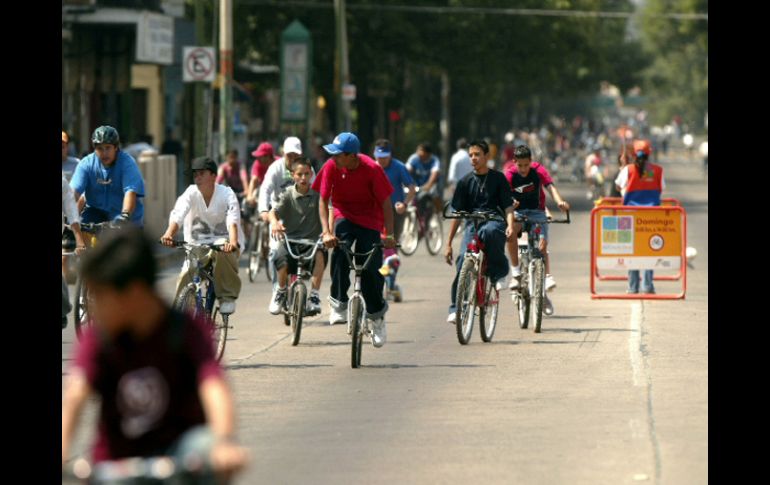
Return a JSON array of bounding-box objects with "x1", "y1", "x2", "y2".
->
[
  {"x1": 633, "y1": 139, "x2": 652, "y2": 156},
  {"x1": 252, "y1": 142, "x2": 274, "y2": 158}
]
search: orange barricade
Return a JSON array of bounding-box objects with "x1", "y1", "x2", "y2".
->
[
  {"x1": 590, "y1": 204, "x2": 687, "y2": 300},
  {"x1": 592, "y1": 198, "x2": 683, "y2": 281}
]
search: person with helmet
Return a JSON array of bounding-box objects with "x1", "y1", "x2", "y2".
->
[
  {"x1": 614, "y1": 139, "x2": 666, "y2": 294},
  {"x1": 70, "y1": 125, "x2": 146, "y2": 229}
]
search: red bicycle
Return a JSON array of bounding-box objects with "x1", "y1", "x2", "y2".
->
[{"x1": 443, "y1": 205, "x2": 502, "y2": 344}]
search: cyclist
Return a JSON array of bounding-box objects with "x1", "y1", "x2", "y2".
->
[
  {"x1": 312, "y1": 132, "x2": 396, "y2": 347},
  {"x1": 406, "y1": 142, "x2": 442, "y2": 222},
  {"x1": 62, "y1": 130, "x2": 82, "y2": 283},
  {"x1": 374, "y1": 139, "x2": 415, "y2": 301},
  {"x1": 62, "y1": 174, "x2": 86, "y2": 329},
  {"x1": 160, "y1": 157, "x2": 243, "y2": 315},
  {"x1": 504, "y1": 145, "x2": 570, "y2": 296},
  {"x1": 62, "y1": 227, "x2": 249, "y2": 480},
  {"x1": 614, "y1": 139, "x2": 665, "y2": 294},
  {"x1": 245, "y1": 142, "x2": 276, "y2": 209},
  {"x1": 267, "y1": 156, "x2": 327, "y2": 315},
  {"x1": 216, "y1": 149, "x2": 249, "y2": 199},
  {"x1": 444, "y1": 139, "x2": 515, "y2": 324},
  {"x1": 70, "y1": 125, "x2": 145, "y2": 233},
  {"x1": 258, "y1": 137, "x2": 312, "y2": 223}
]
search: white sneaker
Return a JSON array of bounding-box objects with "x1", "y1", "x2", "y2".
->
[
  {"x1": 329, "y1": 306, "x2": 347, "y2": 326},
  {"x1": 370, "y1": 317, "x2": 386, "y2": 348},
  {"x1": 545, "y1": 274, "x2": 556, "y2": 291},
  {"x1": 495, "y1": 274, "x2": 508, "y2": 292},
  {"x1": 269, "y1": 288, "x2": 287, "y2": 315},
  {"x1": 447, "y1": 312, "x2": 457, "y2": 324},
  {"x1": 509, "y1": 265, "x2": 522, "y2": 289},
  {"x1": 219, "y1": 300, "x2": 236, "y2": 315}
]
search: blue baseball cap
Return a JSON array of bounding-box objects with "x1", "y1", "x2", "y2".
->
[
  {"x1": 374, "y1": 142, "x2": 392, "y2": 158},
  {"x1": 323, "y1": 132, "x2": 360, "y2": 155}
]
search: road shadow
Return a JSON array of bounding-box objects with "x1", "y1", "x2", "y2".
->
[
  {"x1": 226, "y1": 363, "x2": 334, "y2": 371},
  {"x1": 490, "y1": 340, "x2": 583, "y2": 345},
  {"x1": 543, "y1": 315, "x2": 612, "y2": 320},
  {"x1": 364, "y1": 363, "x2": 494, "y2": 369},
  {"x1": 541, "y1": 327, "x2": 631, "y2": 333}
]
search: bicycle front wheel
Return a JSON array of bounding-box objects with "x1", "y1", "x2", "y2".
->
[
  {"x1": 248, "y1": 224, "x2": 259, "y2": 282},
  {"x1": 399, "y1": 211, "x2": 419, "y2": 256},
  {"x1": 74, "y1": 277, "x2": 92, "y2": 340},
  {"x1": 530, "y1": 258, "x2": 545, "y2": 333},
  {"x1": 425, "y1": 213, "x2": 444, "y2": 255},
  {"x1": 479, "y1": 280, "x2": 500, "y2": 343},
  {"x1": 174, "y1": 283, "x2": 199, "y2": 317},
  {"x1": 350, "y1": 297, "x2": 364, "y2": 368},
  {"x1": 455, "y1": 257, "x2": 477, "y2": 345},
  {"x1": 290, "y1": 284, "x2": 307, "y2": 346}
]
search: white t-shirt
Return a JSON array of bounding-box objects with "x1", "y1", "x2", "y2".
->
[
  {"x1": 170, "y1": 184, "x2": 245, "y2": 247},
  {"x1": 258, "y1": 157, "x2": 316, "y2": 213},
  {"x1": 448, "y1": 149, "x2": 472, "y2": 184}
]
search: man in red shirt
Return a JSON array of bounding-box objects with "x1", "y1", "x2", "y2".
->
[
  {"x1": 62, "y1": 227, "x2": 248, "y2": 479},
  {"x1": 312, "y1": 132, "x2": 396, "y2": 347}
]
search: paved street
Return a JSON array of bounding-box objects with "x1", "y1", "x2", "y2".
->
[{"x1": 63, "y1": 154, "x2": 707, "y2": 484}]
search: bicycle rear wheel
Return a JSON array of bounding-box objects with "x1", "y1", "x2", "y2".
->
[
  {"x1": 530, "y1": 258, "x2": 545, "y2": 333},
  {"x1": 73, "y1": 276, "x2": 92, "y2": 340},
  {"x1": 425, "y1": 213, "x2": 444, "y2": 255},
  {"x1": 479, "y1": 279, "x2": 500, "y2": 342},
  {"x1": 399, "y1": 211, "x2": 419, "y2": 256},
  {"x1": 290, "y1": 284, "x2": 307, "y2": 346},
  {"x1": 455, "y1": 257, "x2": 477, "y2": 345},
  {"x1": 513, "y1": 251, "x2": 531, "y2": 329},
  {"x1": 350, "y1": 298, "x2": 364, "y2": 368},
  {"x1": 210, "y1": 307, "x2": 229, "y2": 361}
]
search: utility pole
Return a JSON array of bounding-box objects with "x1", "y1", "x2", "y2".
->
[
  {"x1": 334, "y1": 0, "x2": 351, "y2": 132},
  {"x1": 194, "y1": 0, "x2": 206, "y2": 160},
  {"x1": 219, "y1": 0, "x2": 233, "y2": 160}
]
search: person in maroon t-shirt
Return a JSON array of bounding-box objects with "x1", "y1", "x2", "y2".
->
[
  {"x1": 311, "y1": 132, "x2": 395, "y2": 348},
  {"x1": 61, "y1": 227, "x2": 248, "y2": 480}
]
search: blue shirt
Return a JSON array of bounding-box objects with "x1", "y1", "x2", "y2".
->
[
  {"x1": 70, "y1": 150, "x2": 145, "y2": 224},
  {"x1": 406, "y1": 154, "x2": 441, "y2": 187},
  {"x1": 382, "y1": 158, "x2": 414, "y2": 205}
]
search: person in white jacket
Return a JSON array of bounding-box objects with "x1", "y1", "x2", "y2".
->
[
  {"x1": 160, "y1": 157, "x2": 244, "y2": 315},
  {"x1": 62, "y1": 174, "x2": 86, "y2": 329}
]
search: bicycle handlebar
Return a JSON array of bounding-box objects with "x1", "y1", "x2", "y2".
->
[
  {"x1": 160, "y1": 240, "x2": 226, "y2": 252},
  {"x1": 283, "y1": 237, "x2": 323, "y2": 261},
  {"x1": 442, "y1": 202, "x2": 502, "y2": 222},
  {"x1": 515, "y1": 210, "x2": 571, "y2": 224}
]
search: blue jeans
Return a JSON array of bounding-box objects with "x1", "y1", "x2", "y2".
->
[
  {"x1": 448, "y1": 220, "x2": 509, "y2": 314},
  {"x1": 628, "y1": 270, "x2": 654, "y2": 293}
]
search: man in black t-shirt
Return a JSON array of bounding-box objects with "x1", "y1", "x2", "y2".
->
[{"x1": 444, "y1": 139, "x2": 515, "y2": 324}]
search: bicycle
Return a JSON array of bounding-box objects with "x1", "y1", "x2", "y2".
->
[
  {"x1": 336, "y1": 240, "x2": 396, "y2": 368},
  {"x1": 246, "y1": 215, "x2": 272, "y2": 283},
  {"x1": 279, "y1": 237, "x2": 324, "y2": 346},
  {"x1": 443, "y1": 205, "x2": 502, "y2": 345},
  {"x1": 511, "y1": 211, "x2": 570, "y2": 333},
  {"x1": 70, "y1": 221, "x2": 123, "y2": 340},
  {"x1": 63, "y1": 453, "x2": 228, "y2": 484},
  {"x1": 166, "y1": 240, "x2": 231, "y2": 361},
  {"x1": 399, "y1": 187, "x2": 443, "y2": 256}
]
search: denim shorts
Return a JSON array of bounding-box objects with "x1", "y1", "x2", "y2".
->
[{"x1": 514, "y1": 209, "x2": 548, "y2": 242}]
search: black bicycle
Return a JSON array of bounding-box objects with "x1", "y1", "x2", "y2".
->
[
  {"x1": 280, "y1": 237, "x2": 324, "y2": 346},
  {"x1": 166, "y1": 240, "x2": 231, "y2": 361}
]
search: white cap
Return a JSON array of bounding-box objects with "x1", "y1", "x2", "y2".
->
[{"x1": 283, "y1": 136, "x2": 303, "y2": 155}]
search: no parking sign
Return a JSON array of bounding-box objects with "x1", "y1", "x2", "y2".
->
[{"x1": 183, "y1": 47, "x2": 216, "y2": 83}]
